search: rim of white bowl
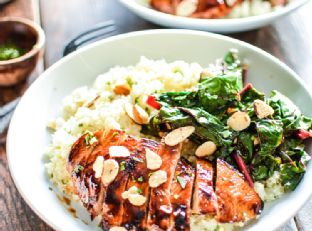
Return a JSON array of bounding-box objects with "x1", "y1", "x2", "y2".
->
[
  {"x1": 118, "y1": 0, "x2": 309, "y2": 27},
  {"x1": 6, "y1": 29, "x2": 312, "y2": 231}
]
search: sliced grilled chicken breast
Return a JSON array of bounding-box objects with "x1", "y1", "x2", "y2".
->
[
  {"x1": 147, "y1": 140, "x2": 182, "y2": 230},
  {"x1": 215, "y1": 159, "x2": 263, "y2": 223},
  {"x1": 101, "y1": 133, "x2": 140, "y2": 230},
  {"x1": 67, "y1": 129, "x2": 137, "y2": 227},
  {"x1": 67, "y1": 130, "x2": 105, "y2": 215},
  {"x1": 84, "y1": 130, "x2": 127, "y2": 218},
  {"x1": 170, "y1": 158, "x2": 195, "y2": 231},
  {"x1": 122, "y1": 138, "x2": 160, "y2": 230},
  {"x1": 192, "y1": 159, "x2": 218, "y2": 216},
  {"x1": 68, "y1": 128, "x2": 264, "y2": 230}
]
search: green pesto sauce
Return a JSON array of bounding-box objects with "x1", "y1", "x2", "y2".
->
[{"x1": 0, "y1": 43, "x2": 24, "y2": 61}]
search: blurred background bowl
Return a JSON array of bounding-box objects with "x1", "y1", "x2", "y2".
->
[
  {"x1": 0, "y1": 17, "x2": 45, "y2": 86},
  {"x1": 118, "y1": 0, "x2": 309, "y2": 33}
]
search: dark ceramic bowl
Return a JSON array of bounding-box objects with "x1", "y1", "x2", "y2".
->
[{"x1": 0, "y1": 17, "x2": 45, "y2": 86}]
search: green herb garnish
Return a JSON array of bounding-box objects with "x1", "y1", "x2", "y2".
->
[
  {"x1": 85, "y1": 132, "x2": 96, "y2": 145},
  {"x1": 120, "y1": 161, "x2": 126, "y2": 171},
  {"x1": 137, "y1": 176, "x2": 144, "y2": 182},
  {"x1": 0, "y1": 42, "x2": 24, "y2": 61},
  {"x1": 137, "y1": 188, "x2": 143, "y2": 194},
  {"x1": 74, "y1": 165, "x2": 84, "y2": 173}
]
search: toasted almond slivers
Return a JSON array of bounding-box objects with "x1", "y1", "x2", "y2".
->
[
  {"x1": 109, "y1": 146, "x2": 130, "y2": 158},
  {"x1": 133, "y1": 104, "x2": 149, "y2": 124},
  {"x1": 102, "y1": 159, "x2": 119, "y2": 186},
  {"x1": 149, "y1": 170, "x2": 167, "y2": 188},
  {"x1": 176, "y1": 0, "x2": 198, "y2": 16},
  {"x1": 125, "y1": 103, "x2": 149, "y2": 125},
  {"x1": 128, "y1": 194, "x2": 147, "y2": 206},
  {"x1": 93, "y1": 156, "x2": 104, "y2": 178},
  {"x1": 159, "y1": 205, "x2": 172, "y2": 214},
  {"x1": 164, "y1": 126, "x2": 195, "y2": 146},
  {"x1": 109, "y1": 227, "x2": 127, "y2": 231},
  {"x1": 113, "y1": 84, "x2": 130, "y2": 96},
  {"x1": 145, "y1": 148, "x2": 162, "y2": 170},
  {"x1": 195, "y1": 141, "x2": 217, "y2": 157},
  {"x1": 121, "y1": 191, "x2": 130, "y2": 200},
  {"x1": 254, "y1": 99, "x2": 274, "y2": 119},
  {"x1": 227, "y1": 111, "x2": 251, "y2": 131},
  {"x1": 122, "y1": 186, "x2": 139, "y2": 199}
]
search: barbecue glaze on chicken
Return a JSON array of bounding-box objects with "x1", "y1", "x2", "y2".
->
[
  {"x1": 215, "y1": 159, "x2": 263, "y2": 223},
  {"x1": 147, "y1": 140, "x2": 181, "y2": 230},
  {"x1": 67, "y1": 129, "x2": 263, "y2": 231},
  {"x1": 122, "y1": 138, "x2": 160, "y2": 230},
  {"x1": 170, "y1": 158, "x2": 195, "y2": 231}
]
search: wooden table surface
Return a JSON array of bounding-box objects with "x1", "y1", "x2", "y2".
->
[{"x1": 0, "y1": 0, "x2": 311, "y2": 230}]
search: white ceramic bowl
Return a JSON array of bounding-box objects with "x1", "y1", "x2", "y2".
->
[
  {"x1": 118, "y1": 0, "x2": 309, "y2": 33},
  {"x1": 7, "y1": 30, "x2": 312, "y2": 231}
]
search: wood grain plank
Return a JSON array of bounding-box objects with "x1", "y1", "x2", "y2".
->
[
  {"x1": 0, "y1": 145, "x2": 53, "y2": 231},
  {"x1": 295, "y1": 200, "x2": 312, "y2": 231},
  {"x1": 277, "y1": 219, "x2": 298, "y2": 231}
]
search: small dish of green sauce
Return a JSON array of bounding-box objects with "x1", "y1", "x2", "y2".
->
[{"x1": 0, "y1": 42, "x2": 25, "y2": 61}]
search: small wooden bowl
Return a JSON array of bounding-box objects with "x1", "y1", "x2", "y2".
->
[{"x1": 0, "y1": 17, "x2": 45, "y2": 86}]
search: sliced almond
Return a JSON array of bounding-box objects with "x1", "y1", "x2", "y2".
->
[
  {"x1": 145, "y1": 148, "x2": 162, "y2": 170},
  {"x1": 125, "y1": 103, "x2": 149, "y2": 125},
  {"x1": 133, "y1": 104, "x2": 149, "y2": 124},
  {"x1": 113, "y1": 84, "x2": 130, "y2": 96},
  {"x1": 93, "y1": 156, "x2": 104, "y2": 178},
  {"x1": 176, "y1": 0, "x2": 198, "y2": 16},
  {"x1": 122, "y1": 186, "x2": 139, "y2": 199},
  {"x1": 149, "y1": 170, "x2": 167, "y2": 188},
  {"x1": 102, "y1": 159, "x2": 119, "y2": 186},
  {"x1": 109, "y1": 227, "x2": 127, "y2": 231},
  {"x1": 254, "y1": 99, "x2": 274, "y2": 119},
  {"x1": 195, "y1": 141, "x2": 217, "y2": 157},
  {"x1": 159, "y1": 205, "x2": 172, "y2": 214},
  {"x1": 164, "y1": 126, "x2": 195, "y2": 146},
  {"x1": 227, "y1": 111, "x2": 251, "y2": 131},
  {"x1": 128, "y1": 194, "x2": 147, "y2": 206},
  {"x1": 109, "y1": 146, "x2": 130, "y2": 158}
]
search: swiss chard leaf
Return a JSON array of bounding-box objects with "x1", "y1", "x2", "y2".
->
[
  {"x1": 223, "y1": 49, "x2": 241, "y2": 71},
  {"x1": 268, "y1": 90, "x2": 312, "y2": 133},
  {"x1": 179, "y1": 107, "x2": 232, "y2": 146},
  {"x1": 198, "y1": 74, "x2": 243, "y2": 115},
  {"x1": 237, "y1": 132, "x2": 254, "y2": 162},
  {"x1": 156, "y1": 91, "x2": 197, "y2": 108},
  {"x1": 256, "y1": 119, "x2": 283, "y2": 156},
  {"x1": 280, "y1": 160, "x2": 306, "y2": 191},
  {"x1": 252, "y1": 155, "x2": 280, "y2": 181}
]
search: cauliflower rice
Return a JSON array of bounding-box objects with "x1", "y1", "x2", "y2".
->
[{"x1": 45, "y1": 57, "x2": 286, "y2": 230}]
